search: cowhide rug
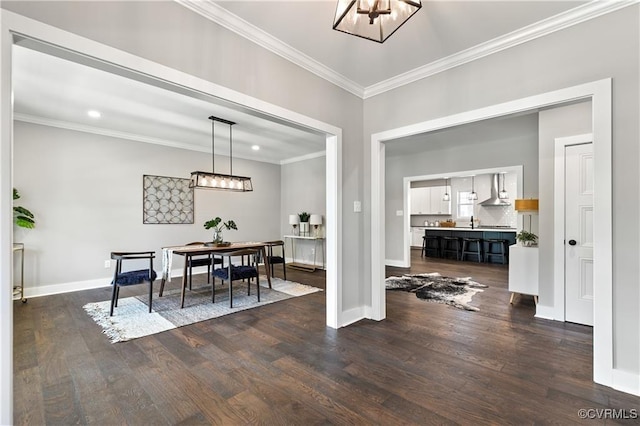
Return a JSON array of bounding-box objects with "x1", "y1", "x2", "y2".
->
[{"x1": 385, "y1": 272, "x2": 488, "y2": 311}]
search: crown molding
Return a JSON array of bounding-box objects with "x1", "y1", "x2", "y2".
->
[
  {"x1": 364, "y1": 0, "x2": 638, "y2": 98},
  {"x1": 280, "y1": 150, "x2": 326, "y2": 165},
  {"x1": 13, "y1": 113, "x2": 286, "y2": 165},
  {"x1": 176, "y1": 0, "x2": 365, "y2": 98},
  {"x1": 176, "y1": 0, "x2": 636, "y2": 100}
]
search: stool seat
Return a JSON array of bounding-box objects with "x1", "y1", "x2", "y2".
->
[
  {"x1": 485, "y1": 238, "x2": 508, "y2": 264},
  {"x1": 421, "y1": 235, "x2": 440, "y2": 258},
  {"x1": 441, "y1": 236, "x2": 461, "y2": 260},
  {"x1": 461, "y1": 237, "x2": 483, "y2": 263}
]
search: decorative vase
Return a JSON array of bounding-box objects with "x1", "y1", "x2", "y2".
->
[
  {"x1": 212, "y1": 229, "x2": 223, "y2": 244},
  {"x1": 300, "y1": 222, "x2": 309, "y2": 236},
  {"x1": 522, "y1": 240, "x2": 534, "y2": 247}
]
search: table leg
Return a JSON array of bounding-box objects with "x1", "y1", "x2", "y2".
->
[
  {"x1": 159, "y1": 278, "x2": 166, "y2": 297},
  {"x1": 180, "y1": 254, "x2": 188, "y2": 308},
  {"x1": 261, "y1": 246, "x2": 272, "y2": 289}
]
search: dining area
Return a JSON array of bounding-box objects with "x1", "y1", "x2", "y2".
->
[{"x1": 108, "y1": 240, "x2": 289, "y2": 317}]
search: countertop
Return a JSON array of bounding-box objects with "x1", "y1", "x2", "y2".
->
[{"x1": 412, "y1": 226, "x2": 517, "y2": 232}]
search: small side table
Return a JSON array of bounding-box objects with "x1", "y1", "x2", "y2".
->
[{"x1": 13, "y1": 243, "x2": 26, "y2": 303}]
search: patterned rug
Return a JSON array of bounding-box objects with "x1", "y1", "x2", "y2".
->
[
  {"x1": 385, "y1": 272, "x2": 487, "y2": 311},
  {"x1": 83, "y1": 276, "x2": 322, "y2": 343}
]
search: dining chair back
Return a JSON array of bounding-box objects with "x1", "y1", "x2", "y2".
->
[
  {"x1": 212, "y1": 248, "x2": 261, "y2": 308},
  {"x1": 110, "y1": 251, "x2": 156, "y2": 316}
]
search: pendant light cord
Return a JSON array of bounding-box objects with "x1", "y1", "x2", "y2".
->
[
  {"x1": 229, "y1": 124, "x2": 233, "y2": 176},
  {"x1": 211, "y1": 119, "x2": 215, "y2": 173}
]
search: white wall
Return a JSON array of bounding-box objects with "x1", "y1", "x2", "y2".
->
[
  {"x1": 13, "y1": 121, "x2": 281, "y2": 293},
  {"x1": 366, "y1": 7, "x2": 639, "y2": 376}
]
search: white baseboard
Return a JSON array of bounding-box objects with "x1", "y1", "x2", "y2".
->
[
  {"x1": 340, "y1": 306, "x2": 366, "y2": 327},
  {"x1": 534, "y1": 304, "x2": 556, "y2": 320},
  {"x1": 19, "y1": 267, "x2": 206, "y2": 299},
  {"x1": 612, "y1": 369, "x2": 640, "y2": 396},
  {"x1": 385, "y1": 259, "x2": 408, "y2": 268},
  {"x1": 23, "y1": 277, "x2": 111, "y2": 299}
]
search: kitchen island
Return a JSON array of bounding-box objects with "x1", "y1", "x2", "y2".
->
[{"x1": 415, "y1": 227, "x2": 517, "y2": 264}]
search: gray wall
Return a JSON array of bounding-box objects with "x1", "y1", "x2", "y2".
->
[
  {"x1": 13, "y1": 121, "x2": 281, "y2": 288},
  {"x1": 366, "y1": 7, "x2": 639, "y2": 374},
  {"x1": 2, "y1": 0, "x2": 365, "y2": 310},
  {"x1": 385, "y1": 114, "x2": 538, "y2": 261},
  {"x1": 281, "y1": 155, "x2": 326, "y2": 265}
]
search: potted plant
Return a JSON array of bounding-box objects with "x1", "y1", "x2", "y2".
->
[
  {"x1": 13, "y1": 188, "x2": 35, "y2": 229},
  {"x1": 204, "y1": 217, "x2": 237, "y2": 246},
  {"x1": 298, "y1": 211, "x2": 310, "y2": 236},
  {"x1": 516, "y1": 230, "x2": 538, "y2": 247}
]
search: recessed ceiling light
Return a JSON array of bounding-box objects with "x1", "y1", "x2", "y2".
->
[
  {"x1": 87, "y1": 110, "x2": 101, "y2": 118},
  {"x1": 251, "y1": 145, "x2": 260, "y2": 151}
]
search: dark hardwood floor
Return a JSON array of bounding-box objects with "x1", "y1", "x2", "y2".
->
[{"x1": 13, "y1": 250, "x2": 640, "y2": 424}]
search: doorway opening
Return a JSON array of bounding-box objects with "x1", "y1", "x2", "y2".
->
[{"x1": 371, "y1": 79, "x2": 613, "y2": 388}]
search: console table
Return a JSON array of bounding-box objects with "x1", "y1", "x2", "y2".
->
[
  {"x1": 13, "y1": 243, "x2": 26, "y2": 303},
  {"x1": 283, "y1": 235, "x2": 325, "y2": 272},
  {"x1": 508, "y1": 245, "x2": 539, "y2": 305}
]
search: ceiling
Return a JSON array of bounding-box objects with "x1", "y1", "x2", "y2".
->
[{"x1": 12, "y1": 0, "x2": 606, "y2": 164}]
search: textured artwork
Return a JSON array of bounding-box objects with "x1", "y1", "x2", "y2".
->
[{"x1": 143, "y1": 175, "x2": 194, "y2": 224}]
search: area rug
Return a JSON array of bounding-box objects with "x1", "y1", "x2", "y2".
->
[
  {"x1": 385, "y1": 272, "x2": 487, "y2": 311},
  {"x1": 83, "y1": 276, "x2": 322, "y2": 343}
]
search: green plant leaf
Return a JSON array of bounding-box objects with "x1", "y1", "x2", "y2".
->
[
  {"x1": 14, "y1": 206, "x2": 34, "y2": 218},
  {"x1": 15, "y1": 216, "x2": 35, "y2": 229}
]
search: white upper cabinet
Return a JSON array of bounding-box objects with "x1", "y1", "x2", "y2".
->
[{"x1": 410, "y1": 186, "x2": 451, "y2": 215}]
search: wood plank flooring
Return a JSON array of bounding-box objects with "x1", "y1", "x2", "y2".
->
[{"x1": 13, "y1": 250, "x2": 640, "y2": 424}]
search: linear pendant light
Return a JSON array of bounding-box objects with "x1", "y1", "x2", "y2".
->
[{"x1": 190, "y1": 116, "x2": 253, "y2": 192}]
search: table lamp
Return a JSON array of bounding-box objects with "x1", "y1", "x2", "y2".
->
[
  {"x1": 310, "y1": 214, "x2": 322, "y2": 237},
  {"x1": 289, "y1": 214, "x2": 300, "y2": 236}
]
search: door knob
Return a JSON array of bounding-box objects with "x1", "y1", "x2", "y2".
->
[{"x1": 568, "y1": 239, "x2": 577, "y2": 246}]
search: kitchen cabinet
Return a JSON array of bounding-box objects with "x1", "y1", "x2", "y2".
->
[
  {"x1": 410, "y1": 186, "x2": 451, "y2": 215},
  {"x1": 411, "y1": 227, "x2": 425, "y2": 247}
]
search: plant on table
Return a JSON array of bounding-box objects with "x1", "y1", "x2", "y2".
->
[
  {"x1": 204, "y1": 217, "x2": 237, "y2": 244},
  {"x1": 516, "y1": 230, "x2": 538, "y2": 247},
  {"x1": 298, "y1": 212, "x2": 310, "y2": 222}
]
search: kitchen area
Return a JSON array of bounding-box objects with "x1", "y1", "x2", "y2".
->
[{"x1": 409, "y1": 171, "x2": 519, "y2": 264}]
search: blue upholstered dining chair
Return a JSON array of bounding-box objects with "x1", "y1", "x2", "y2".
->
[
  {"x1": 185, "y1": 242, "x2": 222, "y2": 290},
  {"x1": 264, "y1": 240, "x2": 287, "y2": 280},
  {"x1": 109, "y1": 251, "x2": 157, "y2": 316},
  {"x1": 212, "y1": 248, "x2": 261, "y2": 308}
]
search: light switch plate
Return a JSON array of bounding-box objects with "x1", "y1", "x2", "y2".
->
[
  {"x1": 396, "y1": 210, "x2": 403, "y2": 216},
  {"x1": 354, "y1": 201, "x2": 362, "y2": 212}
]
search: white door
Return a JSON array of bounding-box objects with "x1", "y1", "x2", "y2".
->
[{"x1": 565, "y1": 143, "x2": 594, "y2": 326}]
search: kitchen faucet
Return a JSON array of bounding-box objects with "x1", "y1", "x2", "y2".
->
[{"x1": 470, "y1": 215, "x2": 474, "y2": 229}]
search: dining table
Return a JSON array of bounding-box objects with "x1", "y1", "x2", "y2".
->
[{"x1": 159, "y1": 241, "x2": 272, "y2": 308}]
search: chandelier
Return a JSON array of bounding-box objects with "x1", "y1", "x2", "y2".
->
[
  {"x1": 189, "y1": 116, "x2": 253, "y2": 192},
  {"x1": 333, "y1": 0, "x2": 422, "y2": 43}
]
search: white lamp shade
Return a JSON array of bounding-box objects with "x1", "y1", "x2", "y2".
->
[
  {"x1": 310, "y1": 214, "x2": 322, "y2": 225},
  {"x1": 289, "y1": 214, "x2": 299, "y2": 225}
]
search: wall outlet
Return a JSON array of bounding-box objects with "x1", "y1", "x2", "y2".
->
[
  {"x1": 354, "y1": 201, "x2": 362, "y2": 212},
  {"x1": 104, "y1": 260, "x2": 111, "y2": 269}
]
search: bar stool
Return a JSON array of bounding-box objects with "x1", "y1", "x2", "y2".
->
[
  {"x1": 485, "y1": 238, "x2": 508, "y2": 264},
  {"x1": 421, "y1": 235, "x2": 440, "y2": 258},
  {"x1": 461, "y1": 237, "x2": 483, "y2": 263},
  {"x1": 441, "y1": 236, "x2": 461, "y2": 260}
]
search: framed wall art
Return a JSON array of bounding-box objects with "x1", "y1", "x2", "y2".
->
[{"x1": 143, "y1": 175, "x2": 194, "y2": 224}]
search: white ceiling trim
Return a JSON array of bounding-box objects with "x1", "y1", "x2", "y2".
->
[
  {"x1": 13, "y1": 113, "x2": 287, "y2": 165},
  {"x1": 15, "y1": 113, "x2": 322, "y2": 166},
  {"x1": 279, "y1": 149, "x2": 326, "y2": 165},
  {"x1": 176, "y1": 0, "x2": 365, "y2": 98},
  {"x1": 176, "y1": 0, "x2": 636, "y2": 100},
  {"x1": 364, "y1": 0, "x2": 638, "y2": 98}
]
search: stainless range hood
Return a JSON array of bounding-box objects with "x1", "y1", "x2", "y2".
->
[{"x1": 479, "y1": 174, "x2": 511, "y2": 206}]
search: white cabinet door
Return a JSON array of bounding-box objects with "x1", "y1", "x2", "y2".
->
[
  {"x1": 428, "y1": 186, "x2": 450, "y2": 214},
  {"x1": 410, "y1": 187, "x2": 430, "y2": 214},
  {"x1": 411, "y1": 228, "x2": 425, "y2": 247}
]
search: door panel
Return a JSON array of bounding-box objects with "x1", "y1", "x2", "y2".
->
[{"x1": 565, "y1": 143, "x2": 594, "y2": 326}]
